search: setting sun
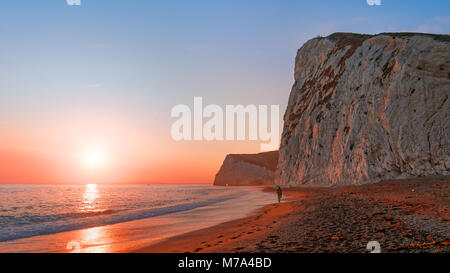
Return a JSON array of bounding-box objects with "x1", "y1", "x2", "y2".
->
[{"x1": 81, "y1": 147, "x2": 108, "y2": 170}]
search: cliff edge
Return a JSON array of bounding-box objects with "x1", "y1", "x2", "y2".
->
[{"x1": 276, "y1": 32, "x2": 450, "y2": 186}]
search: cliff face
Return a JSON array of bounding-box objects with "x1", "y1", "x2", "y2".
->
[
  {"x1": 276, "y1": 33, "x2": 450, "y2": 186},
  {"x1": 214, "y1": 151, "x2": 278, "y2": 186}
]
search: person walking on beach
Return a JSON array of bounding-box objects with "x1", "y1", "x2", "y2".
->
[{"x1": 276, "y1": 186, "x2": 282, "y2": 203}]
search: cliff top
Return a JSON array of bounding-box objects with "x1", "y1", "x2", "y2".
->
[
  {"x1": 314, "y1": 32, "x2": 450, "y2": 45},
  {"x1": 226, "y1": 151, "x2": 279, "y2": 171}
]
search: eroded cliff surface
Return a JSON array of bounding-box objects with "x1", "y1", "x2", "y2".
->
[
  {"x1": 276, "y1": 33, "x2": 450, "y2": 186},
  {"x1": 214, "y1": 151, "x2": 278, "y2": 186}
]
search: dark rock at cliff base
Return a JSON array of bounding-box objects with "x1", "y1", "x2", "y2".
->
[
  {"x1": 214, "y1": 151, "x2": 279, "y2": 186},
  {"x1": 276, "y1": 32, "x2": 450, "y2": 186}
]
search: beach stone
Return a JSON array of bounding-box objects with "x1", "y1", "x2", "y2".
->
[
  {"x1": 276, "y1": 33, "x2": 450, "y2": 186},
  {"x1": 214, "y1": 151, "x2": 278, "y2": 186}
]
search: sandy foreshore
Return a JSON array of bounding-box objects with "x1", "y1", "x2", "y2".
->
[{"x1": 134, "y1": 177, "x2": 449, "y2": 253}]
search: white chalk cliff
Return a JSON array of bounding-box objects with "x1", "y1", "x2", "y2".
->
[
  {"x1": 214, "y1": 151, "x2": 278, "y2": 186},
  {"x1": 276, "y1": 33, "x2": 450, "y2": 186}
]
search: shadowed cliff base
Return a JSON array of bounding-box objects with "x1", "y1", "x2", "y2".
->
[{"x1": 136, "y1": 177, "x2": 449, "y2": 253}]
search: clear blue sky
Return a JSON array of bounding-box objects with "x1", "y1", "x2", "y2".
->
[
  {"x1": 0, "y1": 1, "x2": 448, "y2": 183},
  {"x1": 1, "y1": 0, "x2": 449, "y2": 111},
  {"x1": 1, "y1": 0, "x2": 449, "y2": 115}
]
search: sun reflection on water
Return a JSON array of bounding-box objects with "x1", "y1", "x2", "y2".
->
[
  {"x1": 80, "y1": 184, "x2": 100, "y2": 212},
  {"x1": 82, "y1": 226, "x2": 102, "y2": 241},
  {"x1": 76, "y1": 184, "x2": 112, "y2": 252},
  {"x1": 77, "y1": 226, "x2": 112, "y2": 253}
]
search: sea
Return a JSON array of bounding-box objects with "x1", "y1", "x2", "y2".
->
[{"x1": 0, "y1": 184, "x2": 274, "y2": 252}]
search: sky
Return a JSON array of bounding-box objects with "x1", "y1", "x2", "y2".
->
[{"x1": 0, "y1": 0, "x2": 449, "y2": 184}]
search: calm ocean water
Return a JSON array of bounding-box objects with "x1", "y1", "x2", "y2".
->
[{"x1": 0, "y1": 184, "x2": 247, "y2": 242}]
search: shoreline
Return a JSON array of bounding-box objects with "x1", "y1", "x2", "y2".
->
[
  {"x1": 132, "y1": 188, "x2": 302, "y2": 253},
  {"x1": 134, "y1": 177, "x2": 449, "y2": 253},
  {"x1": 0, "y1": 186, "x2": 274, "y2": 253},
  {"x1": 1, "y1": 178, "x2": 448, "y2": 253}
]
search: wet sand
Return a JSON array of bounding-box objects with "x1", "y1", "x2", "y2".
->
[{"x1": 135, "y1": 177, "x2": 449, "y2": 253}]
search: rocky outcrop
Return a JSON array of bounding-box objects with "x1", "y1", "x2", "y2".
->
[
  {"x1": 214, "y1": 151, "x2": 278, "y2": 186},
  {"x1": 276, "y1": 32, "x2": 450, "y2": 186}
]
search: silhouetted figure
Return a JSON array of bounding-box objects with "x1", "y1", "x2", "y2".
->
[{"x1": 276, "y1": 186, "x2": 282, "y2": 203}]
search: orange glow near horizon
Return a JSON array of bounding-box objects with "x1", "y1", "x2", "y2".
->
[
  {"x1": 0, "y1": 105, "x2": 270, "y2": 184},
  {"x1": 0, "y1": 125, "x2": 263, "y2": 184}
]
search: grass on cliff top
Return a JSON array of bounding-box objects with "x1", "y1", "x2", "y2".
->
[
  {"x1": 314, "y1": 32, "x2": 450, "y2": 43},
  {"x1": 380, "y1": 32, "x2": 450, "y2": 42}
]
